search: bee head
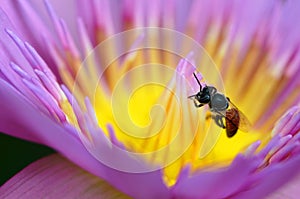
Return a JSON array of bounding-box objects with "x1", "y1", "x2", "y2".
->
[{"x1": 196, "y1": 86, "x2": 210, "y2": 103}]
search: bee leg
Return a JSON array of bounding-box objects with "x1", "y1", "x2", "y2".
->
[
  {"x1": 206, "y1": 114, "x2": 226, "y2": 129},
  {"x1": 195, "y1": 103, "x2": 205, "y2": 108},
  {"x1": 214, "y1": 114, "x2": 226, "y2": 129},
  {"x1": 193, "y1": 100, "x2": 205, "y2": 108}
]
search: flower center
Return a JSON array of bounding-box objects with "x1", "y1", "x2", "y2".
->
[
  {"x1": 58, "y1": 29, "x2": 258, "y2": 186},
  {"x1": 56, "y1": 27, "x2": 298, "y2": 186}
]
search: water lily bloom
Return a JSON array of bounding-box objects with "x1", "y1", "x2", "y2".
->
[{"x1": 1, "y1": 0, "x2": 300, "y2": 198}]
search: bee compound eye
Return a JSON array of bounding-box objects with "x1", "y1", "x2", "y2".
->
[
  {"x1": 200, "y1": 94, "x2": 210, "y2": 103},
  {"x1": 202, "y1": 87, "x2": 208, "y2": 93}
]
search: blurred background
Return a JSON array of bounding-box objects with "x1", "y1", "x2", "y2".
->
[{"x1": 0, "y1": 133, "x2": 54, "y2": 185}]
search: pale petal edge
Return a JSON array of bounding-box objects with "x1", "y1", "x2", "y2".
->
[{"x1": 0, "y1": 154, "x2": 130, "y2": 199}]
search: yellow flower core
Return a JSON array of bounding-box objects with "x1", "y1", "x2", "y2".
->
[{"x1": 57, "y1": 27, "x2": 298, "y2": 187}]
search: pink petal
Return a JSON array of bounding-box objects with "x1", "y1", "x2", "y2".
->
[
  {"x1": 0, "y1": 79, "x2": 170, "y2": 198},
  {"x1": 0, "y1": 154, "x2": 130, "y2": 199}
]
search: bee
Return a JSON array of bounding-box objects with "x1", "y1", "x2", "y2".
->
[{"x1": 188, "y1": 72, "x2": 251, "y2": 137}]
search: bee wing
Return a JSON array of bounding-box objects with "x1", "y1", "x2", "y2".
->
[
  {"x1": 236, "y1": 110, "x2": 252, "y2": 132},
  {"x1": 228, "y1": 101, "x2": 252, "y2": 132}
]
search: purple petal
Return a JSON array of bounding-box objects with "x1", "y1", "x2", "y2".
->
[
  {"x1": 231, "y1": 156, "x2": 300, "y2": 199},
  {"x1": 172, "y1": 106, "x2": 300, "y2": 198},
  {"x1": 0, "y1": 0, "x2": 53, "y2": 47},
  {"x1": 0, "y1": 0, "x2": 77, "y2": 78},
  {"x1": 1, "y1": 0, "x2": 77, "y2": 47},
  {"x1": 0, "y1": 154, "x2": 130, "y2": 199},
  {"x1": 0, "y1": 79, "x2": 170, "y2": 198},
  {"x1": 172, "y1": 155, "x2": 260, "y2": 199},
  {"x1": 267, "y1": 170, "x2": 300, "y2": 198}
]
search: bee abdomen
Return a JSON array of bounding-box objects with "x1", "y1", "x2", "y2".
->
[{"x1": 225, "y1": 108, "x2": 240, "y2": 137}]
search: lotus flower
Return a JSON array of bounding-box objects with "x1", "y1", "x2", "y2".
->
[{"x1": 0, "y1": 0, "x2": 300, "y2": 198}]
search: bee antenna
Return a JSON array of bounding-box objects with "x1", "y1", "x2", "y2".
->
[
  {"x1": 188, "y1": 94, "x2": 196, "y2": 99},
  {"x1": 193, "y1": 72, "x2": 202, "y2": 90}
]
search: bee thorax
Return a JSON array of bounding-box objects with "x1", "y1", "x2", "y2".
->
[{"x1": 210, "y1": 93, "x2": 228, "y2": 111}]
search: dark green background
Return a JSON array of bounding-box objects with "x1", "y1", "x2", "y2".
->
[{"x1": 0, "y1": 133, "x2": 55, "y2": 185}]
